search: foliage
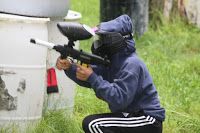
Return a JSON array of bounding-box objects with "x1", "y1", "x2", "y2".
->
[{"x1": 137, "y1": 20, "x2": 200, "y2": 133}]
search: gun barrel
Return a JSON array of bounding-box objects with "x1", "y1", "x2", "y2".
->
[
  {"x1": 30, "y1": 38, "x2": 110, "y2": 66},
  {"x1": 30, "y1": 38, "x2": 55, "y2": 49}
]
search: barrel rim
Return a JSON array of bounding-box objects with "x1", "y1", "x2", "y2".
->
[{"x1": 0, "y1": 13, "x2": 50, "y2": 23}]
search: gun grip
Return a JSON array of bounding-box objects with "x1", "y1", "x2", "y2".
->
[
  {"x1": 60, "y1": 54, "x2": 66, "y2": 59},
  {"x1": 79, "y1": 61, "x2": 88, "y2": 68},
  {"x1": 82, "y1": 64, "x2": 88, "y2": 68},
  {"x1": 53, "y1": 45, "x2": 67, "y2": 59}
]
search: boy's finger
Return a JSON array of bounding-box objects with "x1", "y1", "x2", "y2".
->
[
  {"x1": 76, "y1": 73, "x2": 84, "y2": 79},
  {"x1": 76, "y1": 68, "x2": 85, "y2": 75},
  {"x1": 60, "y1": 60, "x2": 67, "y2": 64},
  {"x1": 76, "y1": 64, "x2": 83, "y2": 69},
  {"x1": 76, "y1": 72, "x2": 86, "y2": 80}
]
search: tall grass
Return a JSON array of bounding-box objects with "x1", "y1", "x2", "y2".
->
[{"x1": 137, "y1": 20, "x2": 200, "y2": 132}]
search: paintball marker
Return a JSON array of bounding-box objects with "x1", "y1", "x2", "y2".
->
[{"x1": 30, "y1": 22, "x2": 110, "y2": 66}]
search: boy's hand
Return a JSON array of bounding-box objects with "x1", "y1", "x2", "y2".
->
[
  {"x1": 76, "y1": 64, "x2": 93, "y2": 81},
  {"x1": 56, "y1": 57, "x2": 72, "y2": 70}
]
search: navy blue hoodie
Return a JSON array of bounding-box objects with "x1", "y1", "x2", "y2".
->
[{"x1": 65, "y1": 15, "x2": 165, "y2": 121}]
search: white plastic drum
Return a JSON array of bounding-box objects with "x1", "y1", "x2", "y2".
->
[
  {"x1": 0, "y1": 0, "x2": 69, "y2": 18},
  {"x1": 46, "y1": 10, "x2": 82, "y2": 112},
  {"x1": 0, "y1": 13, "x2": 49, "y2": 127}
]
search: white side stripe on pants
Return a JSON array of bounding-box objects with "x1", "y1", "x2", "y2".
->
[{"x1": 88, "y1": 115, "x2": 156, "y2": 133}]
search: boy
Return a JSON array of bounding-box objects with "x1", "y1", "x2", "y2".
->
[{"x1": 56, "y1": 15, "x2": 165, "y2": 133}]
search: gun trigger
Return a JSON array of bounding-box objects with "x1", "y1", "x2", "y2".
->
[
  {"x1": 81, "y1": 63, "x2": 88, "y2": 68},
  {"x1": 70, "y1": 58, "x2": 74, "y2": 63},
  {"x1": 67, "y1": 57, "x2": 74, "y2": 63}
]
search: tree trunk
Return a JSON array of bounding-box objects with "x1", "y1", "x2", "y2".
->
[
  {"x1": 184, "y1": 0, "x2": 200, "y2": 27},
  {"x1": 149, "y1": 0, "x2": 165, "y2": 17},
  {"x1": 178, "y1": 0, "x2": 187, "y2": 17},
  {"x1": 100, "y1": 0, "x2": 149, "y2": 36},
  {"x1": 163, "y1": 0, "x2": 173, "y2": 20},
  {"x1": 149, "y1": 0, "x2": 188, "y2": 21}
]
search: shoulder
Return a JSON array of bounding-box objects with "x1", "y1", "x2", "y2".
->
[
  {"x1": 124, "y1": 53, "x2": 145, "y2": 69},
  {"x1": 118, "y1": 54, "x2": 149, "y2": 78}
]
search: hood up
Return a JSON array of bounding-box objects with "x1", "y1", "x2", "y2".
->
[{"x1": 96, "y1": 14, "x2": 136, "y2": 55}]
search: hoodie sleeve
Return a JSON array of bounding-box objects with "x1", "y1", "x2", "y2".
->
[
  {"x1": 64, "y1": 64, "x2": 105, "y2": 88},
  {"x1": 87, "y1": 62, "x2": 140, "y2": 112}
]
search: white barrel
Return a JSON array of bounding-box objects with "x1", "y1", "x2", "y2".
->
[
  {"x1": 0, "y1": 0, "x2": 69, "y2": 18},
  {"x1": 45, "y1": 10, "x2": 82, "y2": 112},
  {"x1": 0, "y1": 13, "x2": 49, "y2": 128}
]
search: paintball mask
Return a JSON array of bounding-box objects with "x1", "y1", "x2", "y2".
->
[{"x1": 91, "y1": 31, "x2": 129, "y2": 58}]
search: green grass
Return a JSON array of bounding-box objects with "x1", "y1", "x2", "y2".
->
[
  {"x1": 1, "y1": 0, "x2": 200, "y2": 133},
  {"x1": 137, "y1": 22, "x2": 200, "y2": 133}
]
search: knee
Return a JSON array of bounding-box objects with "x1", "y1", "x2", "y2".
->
[{"x1": 82, "y1": 115, "x2": 95, "y2": 133}]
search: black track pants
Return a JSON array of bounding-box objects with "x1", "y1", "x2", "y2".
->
[{"x1": 82, "y1": 112, "x2": 162, "y2": 133}]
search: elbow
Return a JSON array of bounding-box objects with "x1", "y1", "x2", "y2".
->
[
  {"x1": 103, "y1": 88, "x2": 132, "y2": 111},
  {"x1": 108, "y1": 96, "x2": 130, "y2": 112}
]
